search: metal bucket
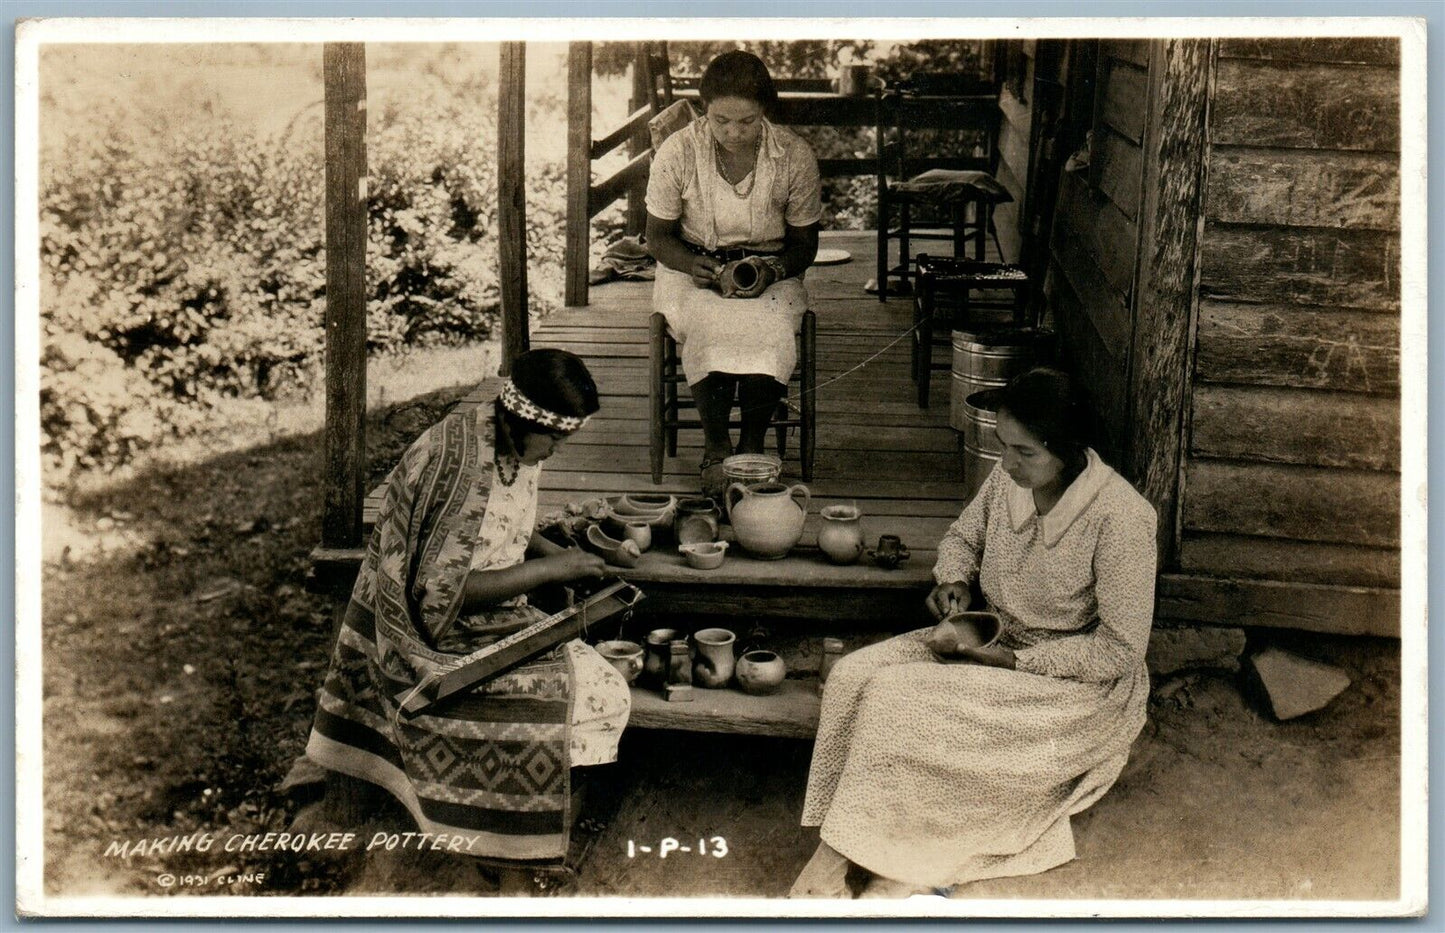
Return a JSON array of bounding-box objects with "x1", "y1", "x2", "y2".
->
[
  {"x1": 961, "y1": 389, "x2": 1001, "y2": 501},
  {"x1": 948, "y1": 326, "x2": 1046, "y2": 433}
]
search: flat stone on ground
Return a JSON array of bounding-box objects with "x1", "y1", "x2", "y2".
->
[
  {"x1": 1146, "y1": 626, "x2": 1246, "y2": 678},
  {"x1": 1249, "y1": 647, "x2": 1353, "y2": 721}
]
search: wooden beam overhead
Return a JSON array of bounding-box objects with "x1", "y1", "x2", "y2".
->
[
  {"x1": 498, "y1": 42, "x2": 529, "y2": 374},
  {"x1": 321, "y1": 42, "x2": 368, "y2": 550}
]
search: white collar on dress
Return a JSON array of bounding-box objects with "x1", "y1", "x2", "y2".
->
[{"x1": 1006, "y1": 448, "x2": 1114, "y2": 547}]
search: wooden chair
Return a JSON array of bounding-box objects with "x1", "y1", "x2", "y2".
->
[
  {"x1": 648, "y1": 311, "x2": 816, "y2": 483},
  {"x1": 910, "y1": 254, "x2": 1036, "y2": 409},
  {"x1": 875, "y1": 78, "x2": 1011, "y2": 301}
]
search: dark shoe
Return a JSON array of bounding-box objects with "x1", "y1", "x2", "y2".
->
[{"x1": 700, "y1": 458, "x2": 728, "y2": 499}]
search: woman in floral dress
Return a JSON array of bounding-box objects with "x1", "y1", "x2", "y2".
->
[{"x1": 793, "y1": 367, "x2": 1158, "y2": 898}]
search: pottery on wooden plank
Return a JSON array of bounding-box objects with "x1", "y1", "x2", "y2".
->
[
  {"x1": 678, "y1": 540, "x2": 728, "y2": 570},
  {"x1": 725, "y1": 481, "x2": 810, "y2": 560},
  {"x1": 925, "y1": 611, "x2": 1003, "y2": 662},
  {"x1": 595, "y1": 640, "x2": 644, "y2": 685},
  {"x1": 585, "y1": 524, "x2": 642, "y2": 568},
  {"x1": 868, "y1": 533, "x2": 911, "y2": 570},
  {"x1": 722, "y1": 453, "x2": 782, "y2": 487},
  {"x1": 644, "y1": 628, "x2": 681, "y2": 687},
  {"x1": 735, "y1": 649, "x2": 788, "y2": 695},
  {"x1": 817, "y1": 504, "x2": 865, "y2": 565},
  {"x1": 621, "y1": 521, "x2": 653, "y2": 552},
  {"x1": 674, "y1": 497, "x2": 722, "y2": 546},
  {"x1": 691, "y1": 627, "x2": 736, "y2": 688}
]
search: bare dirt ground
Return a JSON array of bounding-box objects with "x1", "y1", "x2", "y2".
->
[{"x1": 36, "y1": 383, "x2": 1400, "y2": 909}]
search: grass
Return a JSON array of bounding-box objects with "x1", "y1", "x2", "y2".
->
[{"x1": 41, "y1": 344, "x2": 495, "y2": 897}]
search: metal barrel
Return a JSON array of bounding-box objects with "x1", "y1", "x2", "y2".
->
[
  {"x1": 961, "y1": 389, "x2": 1001, "y2": 501},
  {"x1": 948, "y1": 326, "x2": 1044, "y2": 433}
]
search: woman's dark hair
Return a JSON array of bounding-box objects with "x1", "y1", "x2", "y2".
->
[
  {"x1": 495, "y1": 348, "x2": 600, "y2": 448},
  {"x1": 699, "y1": 50, "x2": 779, "y2": 117},
  {"x1": 996, "y1": 366, "x2": 1090, "y2": 485}
]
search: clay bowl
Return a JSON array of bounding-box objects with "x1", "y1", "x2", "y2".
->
[
  {"x1": 585, "y1": 524, "x2": 643, "y2": 568},
  {"x1": 603, "y1": 495, "x2": 676, "y2": 540},
  {"x1": 678, "y1": 540, "x2": 728, "y2": 570},
  {"x1": 595, "y1": 639, "x2": 644, "y2": 684},
  {"x1": 735, "y1": 649, "x2": 788, "y2": 695},
  {"x1": 925, "y1": 611, "x2": 1003, "y2": 662}
]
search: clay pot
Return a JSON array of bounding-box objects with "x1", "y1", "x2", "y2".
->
[
  {"x1": 726, "y1": 481, "x2": 811, "y2": 560},
  {"x1": 926, "y1": 611, "x2": 1003, "y2": 661},
  {"x1": 868, "y1": 533, "x2": 911, "y2": 570},
  {"x1": 723, "y1": 453, "x2": 782, "y2": 487},
  {"x1": 735, "y1": 649, "x2": 788, "y2": 695},
  {"x1": 644, "y1": 628, "x2": 680, "y2": 687},
  {"x1": 818, "y1": 637, "x2": 846, "y2": 685},
  {"x1": 585, "y1": 524, "x2": 642, "y2": 568},
  {"x1": 678, "y1": 540, "x2": 728, "y2": 570},
  {"x1": 691, "y1": 627, "x2": 736, "y2": 688},
  {"x1": 621, "y1": 521, "x2": 652, "y2": 552},
  {"x1": 604, "y1": 495, "x2": 675, "y2": 542},
  {"x1": 595, "y1": 640, "x2": 644, "y2": 685},
  {"x1": 674, "y1": 498, "x2": 722, "y2": 546},
  {"x1": 817, "y1": 504, "x2": 865, "y2": 565}
]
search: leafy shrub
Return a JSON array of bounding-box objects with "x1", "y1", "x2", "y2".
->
[{"x1": 41, "y1": 87, "x2": 569, "y2": 475}]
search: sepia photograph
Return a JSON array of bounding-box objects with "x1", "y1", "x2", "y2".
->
[{"x1": 14, "y1": 12, "x2": 1428, "y2": 919}]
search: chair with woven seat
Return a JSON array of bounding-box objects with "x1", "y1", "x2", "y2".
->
[
  {"x1": 648, "y1": 311, "x2": 816, "y2": 484},
  {"x1": 875, "y1": 79, "x2": 1011, "y2": 302}
]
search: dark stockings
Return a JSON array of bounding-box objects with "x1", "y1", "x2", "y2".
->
[
  {"x1": 692, "y1": 373, "x2": 786, "y2": 460},
  {"x1": 691, "y1": 374, "x2": 738, "y2": 463},
  {"x1": 737, "y1": 375, "x2": 786, "y2": 455}
]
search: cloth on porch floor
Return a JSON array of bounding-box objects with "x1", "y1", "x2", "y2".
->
[
  {"x1": 304, "y1": 404, "x2": 627, "y2": 861},
  {"x1": 589, "y1": 235, "x2": 657, "y2": 285},
  {"x1": 801, "y1": 455, "x2": 1157, "y2": 889}
]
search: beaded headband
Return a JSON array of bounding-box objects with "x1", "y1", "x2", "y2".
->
[{"x1": 499, "y1": 379, "x2": 589, "y2": 433}]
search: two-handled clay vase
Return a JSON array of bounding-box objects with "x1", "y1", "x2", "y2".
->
[
  {"x1": 817, "y1": 504, "x2": 865, "y2": 565},
  {"x1": 726, "y1": 482, "x2": 811, "y2": 560},
  {"x1": 691, "y1": 627, "x2": 736, "y2": 688}
]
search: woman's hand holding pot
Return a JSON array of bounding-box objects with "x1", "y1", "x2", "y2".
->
[
  {"x1": 690, "y1": 255, "x2": 723, "y2": 289},
  {"x1": 926, "y1": 582, "x2": 969, "y2": 620}
]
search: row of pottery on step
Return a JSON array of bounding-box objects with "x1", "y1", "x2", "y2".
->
[{"x1": 633, "y1": 627, "x2": 789, "y2": 695}]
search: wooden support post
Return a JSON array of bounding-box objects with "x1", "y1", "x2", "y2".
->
[
  {"x1": 1126, "y1": 38, "x2": 1212, "y2": 569},
  {"x1": 498, "y1": 42, "x2": 529, "y2": 375},
  {"x1": 565, "y1": 42, "x2": 593, "y2": 307},
  {"x1": 625, "y1": 43, "x2": 651, "y2": 236},
  {"x1": 321, "y1": 43, "x2": 367, "y2": 550}
]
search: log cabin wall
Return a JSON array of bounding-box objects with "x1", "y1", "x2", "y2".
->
[
  {"x1": 1043, "y1": 39, "x2": 1149, "y2": 465},
  {"x1": 1165, "y1": 37, "x2": 1402, "y2": 635}
]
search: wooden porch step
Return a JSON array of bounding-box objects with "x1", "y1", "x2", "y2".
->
[{"x1": 627, "y1": 679, "x2": 820, "y2": 739}]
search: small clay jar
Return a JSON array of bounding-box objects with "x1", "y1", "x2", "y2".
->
[
  {"x1": 817, "y1": 504, "x2": 865, "y2": 565},
  {"x1": 644, "y1": 628, "x2": 680, "y2": 687},
  {"x1": 691, "y1": 627, "x2": 736, "y2": 689},
  {"x1": 735, "y1": 649, "x2": 788, "y2": 695},
  {"x1": 674, "y1": 498, "x2": 722, "y2": 546}
]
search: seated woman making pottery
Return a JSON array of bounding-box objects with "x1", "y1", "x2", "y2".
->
[
  {"x1": 645, "y1": 49, "x2": 822, "y2": 498},
  {"x1": 297, "y1": 349, "x2": 629, "y2": 862},
  {"x1": 792, "y1": 367, "x2": 1158, "y2": 898}
]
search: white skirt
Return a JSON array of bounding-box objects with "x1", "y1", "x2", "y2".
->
[{"x1": 652, "y1": 263, "x2": 809, "y2": 386}]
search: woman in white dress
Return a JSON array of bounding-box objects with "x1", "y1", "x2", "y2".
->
[
  {"x1": 645, "y1": 50, "x2": 823, "y2": 496},
  {"x1": 792, "y1": 367, "x2": 1159, "y2": 898}
]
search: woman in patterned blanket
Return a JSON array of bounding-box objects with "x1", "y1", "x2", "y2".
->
[
  {"x1": 297, "y1": 349, "x2": 629, "y2": 863},
  {"x1": 645, "y1": 50, "x2": 822, "y2": 497},
  {"x1": 792, "y1": 367, "x2": 1158, "y2": 898}
]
